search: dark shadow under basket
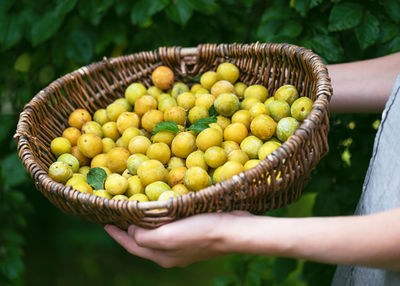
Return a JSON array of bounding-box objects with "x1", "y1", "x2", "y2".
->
[{"x1": 15, "y1": 43, "x2": 332, "y2": 229}]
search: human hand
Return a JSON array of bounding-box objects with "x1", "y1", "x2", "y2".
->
[
  {"x1": 106, "y1": 207, "x2": 400, "y2": 271},
  {"x1": 104, "y1": 211, "x2": 253, "y2": 268}
]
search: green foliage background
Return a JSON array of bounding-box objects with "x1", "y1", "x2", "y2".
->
[{"x1": 1, "y1": 0, "x2": 399, "y2": 285}]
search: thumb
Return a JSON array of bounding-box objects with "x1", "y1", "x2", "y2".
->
[
  {"x1": 231, "y1": 210, "x2": 252, "y2": 216},
  {"x1": 128, "y1": 225, "x2": 137, "y2": 237}
]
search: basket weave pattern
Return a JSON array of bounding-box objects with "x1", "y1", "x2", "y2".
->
[{"x1": 15, "y1": 43, "x2": 332, "y2": 229}]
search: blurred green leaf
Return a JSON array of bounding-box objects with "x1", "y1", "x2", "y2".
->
[
  {"x1": 0, "y1": 14, "x2": 24, "y2": 50},
  {"x1": 30, "y1": 0, "x2": 78, "y2": 46},
  {"x1": 51, "y1": 34, "x2": 66, "y2": 67},
  {"x1": 94, "y1": 22, "x2": 127, "y2": 54},
  {"x1": 267, "y1": 206, "x2": 289, "y2": 217},
  {"x1": 213, "y1": 274, "x2": 238, "y2": 286},
  {"x1": 5, "y1": 190, "x2": 26, "y2": 206},
  {"x1": 130, "y1": 0, "x2": 169, "y2": 26},
  {"x1": 14, "y1": 53, "x2": 31, "y2": 72},
  {"x1": 279, "y1": 21, "x2": 303, "y2": 38},
  {"x1": 293, "y1": 0, "x2": 310, "y2": 17},
  {"x1": 287, "y1": 192, "x2": 317, "y2": 217},
  {"x1": 166, "y1": 0, "x2": 194, "y2": 25},
  {"x1": 304, "y1": 173, "x2": 332, "y2": 194},
  {"x1": 226, "y1": 255, "x2": 247, "y2": 278},
  {"x1": 16, "y1": 86, "x2": 33, "y2": 109},
  {"x1": 66, "y1": 30, "x2": 93, "y2": 63},
  {"x1": 114, "y1": 1, "x2": 131, "y2": 16},
  {"x1": 30, "y1": 15, "x2": 58, "y2": 46},
  {"x1": 191, "y1": 0, "x2": 218, "y2": 14},
  {"x1": 257, "y1": 7, "x2": 300, "y2": 41},
  {"x1": 2, "y1": 245, "x2": 24, "y2": 257},
  {"x1": 379, "y1": 22, "x2": 400, "y2": 43},
  {"x1": 355, "y1": 12, "x2": 380, "y2": 50},
  {"x1": 260, "y1": 7, "x2": 288, "y2": 22},
  {"x1": 328, "y1": 2, "x2": 363, "y2": 31},
  {"x1": 0, "y1": 256, "x2": 24, "y2": 281},
  {"x1": 240, "y1": 0, "x2": 256, "y2": 8},
  {"x1": 256, "y1": 20, "x2": 282, "y2": 42},
  {"x1": 384, "y1": 36, "x2": 400, "y2": 53},
  {"x1": 2, "y1": 230, "x2": 24, "y2": 245},
  {"x1": 307, "y1": 35, "x2": 344, "y2": 62},
  {"x1": 310, "y1": 0, "x2": 323, "y2": 8},
  {"x1": 273, "y1": 258, "x2": 298, "y2": 283},
  {"x1": 55, "y1": 0, "x2": 79, "y2": 15},
  {"x1": 0, "y1": 115, "x2": 14, "y2": 143},
  {"x1": 0, "y1": 0, "x2": 13, "y2": 15},
  {"x1": 245, "y1": 271, "x2": 261, "y2": 286},
  {"x1": 313, "y1": 191, "x2": 341, "y2": 216},
  {"x1": 2, "y1": 152, "x2": 28, "y2": 188},
  {"x1": 381, "y1": 0, "x2": 400, "y2": 23},
  {"x1": 78, "y1": 0, "x2": 114, "y2": 26},
  {"x1": 303, "y1": 261, "x2": 336, "y2": 286}
]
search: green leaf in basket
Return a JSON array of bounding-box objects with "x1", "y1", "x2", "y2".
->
[
  {"x1": 87, "y1": 167, "x2": 107, "y2": 190},
  {"x1": 152, "y1": 121, "x2": 180, "y2": 135},
  {"x1": 187, "y1": 116, "x2": 217, "y2": 134},
  {"x1": 208, "y1": 105, "x2": 218, "y2": 117}
]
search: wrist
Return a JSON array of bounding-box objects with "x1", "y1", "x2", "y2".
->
[
  {"x1": 209, "y1": 212, "x2": 237, "y2": 254},
  {"x1": 213, "y1": 214, "x2": 297, "y2": 257}
]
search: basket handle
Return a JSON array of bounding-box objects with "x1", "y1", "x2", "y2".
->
[{"x1": 180, "y1": 47, "x2": 198, "y2": 57}]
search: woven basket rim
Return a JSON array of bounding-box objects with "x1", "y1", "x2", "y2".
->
[{"x1": 15, "y1": 42, "x2": 331, "y2": 217}]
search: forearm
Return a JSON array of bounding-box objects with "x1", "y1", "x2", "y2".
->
[
  {"x1": 328, "y1": 52, "x2": 400, "y2": 113},
  {"x1": 220, "y1": 208, "x2": 400, "y2": 271}
]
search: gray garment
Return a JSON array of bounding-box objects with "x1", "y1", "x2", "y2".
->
[{"x1": 332, "y1": 75, "x2": 400, "y2": 286}]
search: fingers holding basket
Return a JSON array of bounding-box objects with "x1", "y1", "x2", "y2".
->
[
  {"x1": 104, "y1": 225, "x2": 161, "y2": 262},
  {"x1": 105, "y1": 224, "x2": 191, "y2": 268},
  {"x1": 104, "y1": 213, "x2": 238, "y2": 268}
]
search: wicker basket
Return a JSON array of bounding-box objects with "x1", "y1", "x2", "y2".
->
[{"x1": 15, "y1": 43, "x2": 332, "y2": 229}]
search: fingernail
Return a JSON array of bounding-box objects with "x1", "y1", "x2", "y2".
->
[{"x1": 128, "y1": 225, "x2": 136, "y2": 237}]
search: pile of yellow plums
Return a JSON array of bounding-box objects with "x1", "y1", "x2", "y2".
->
[{"x1": 48, "y1": 62, "x2": 314, "y2": 202}]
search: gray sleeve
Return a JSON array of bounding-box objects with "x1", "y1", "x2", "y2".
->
[
  {"x1": 332, "y1": 74, "x2": 400, "y2": 286},
  {"x1": 356, "y1": 74, "x2": 400, "y2": 216}
]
